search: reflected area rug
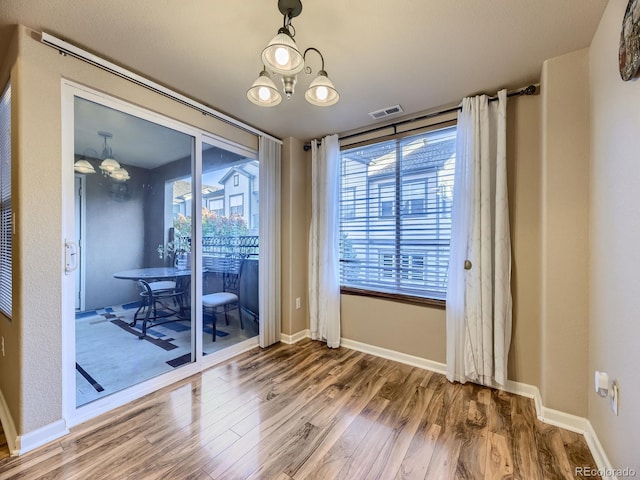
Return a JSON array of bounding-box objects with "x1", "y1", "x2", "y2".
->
[{"x1": 75, "y1": 302, "x2": 244, "y2": 407}]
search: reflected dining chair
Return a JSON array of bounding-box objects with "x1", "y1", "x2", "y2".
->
[
  {"x1": 202, "y1": 256, "x2": 244, "y2": 341},
  {"x1": 133, "y1": 279, "x2": 185, "y2": 339}
]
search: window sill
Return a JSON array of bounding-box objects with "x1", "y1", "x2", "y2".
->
[{"x1": 340, "y1": 286, "x2": 445, "y2": 309}]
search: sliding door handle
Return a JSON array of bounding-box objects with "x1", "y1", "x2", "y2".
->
[{"x1": 65, "y1": 240, "x2": 79, "y2": 274}]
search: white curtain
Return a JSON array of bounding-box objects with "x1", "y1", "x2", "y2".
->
[
  {"x1": 309, "y1": 134, "x2": 341, "y2": 348},
  {"x1": 446, "y1": 90, "x2": 512, "y2": 386},
  {"x1": 258, "y1": 135, "x2": 281, "y2": 348}
]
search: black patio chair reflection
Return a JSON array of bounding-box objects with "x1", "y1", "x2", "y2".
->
[
  {"x1": 133, "y1": 279, "x2": 186, "y2": 340},
  {"x1": 202, "y1": 255, "x2": 244, "y2": 341}
]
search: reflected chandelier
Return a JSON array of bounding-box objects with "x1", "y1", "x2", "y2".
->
[
  {"x1": 74, "y1": 131, "x2": 130, "y2": 182},
  {"x1": 247, "y1": 0, "x2": 339, "y2": 107}
]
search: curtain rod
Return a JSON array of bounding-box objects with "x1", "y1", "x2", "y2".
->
[
  {"x1": 304, "y1": 84, "x2": 538, "y2": 150},
  {"x1": 40, "y1": 32, "x2": 283, "y2": 145}
]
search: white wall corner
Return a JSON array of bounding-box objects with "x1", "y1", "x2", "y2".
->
[
  {"x1": 17, "y1": 419, "x2": 69, "y2": 455},
  {"x1": 0, "y1": 388, "x2": 18, "y2": 455},
  {"x1": 280, "y1": 329, "x2": 311, "y2": 344}
]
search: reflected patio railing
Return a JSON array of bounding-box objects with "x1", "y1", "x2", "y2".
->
[{"x1": 200, "y1": 235, "x2": 259, "y2": 257}]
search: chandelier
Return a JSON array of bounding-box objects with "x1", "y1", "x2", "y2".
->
[
  {"x1": 74, "y1": 131, "x2": 130, "y2": 182},
  {"x1": 247, "y1": 0, "x2": 339, "y2": 107}
]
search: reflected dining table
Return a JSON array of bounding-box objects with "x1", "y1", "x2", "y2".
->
[
  {"x1": 113, "y1": 267, "x2": 192, "y2": 282},
  {"x1": 113, "y1": 267, "x2": 193, "y2": 338}
]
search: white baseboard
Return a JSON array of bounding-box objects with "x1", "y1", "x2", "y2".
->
[
  {"x1": 340, "y1": 337, "x2": 447, "y2": 375},
  {"x1": 583, "y1": 421, "x2": 618, "y2": 480},
  {"x1": 17, "y1": 419, "x2": 69, "y2": 455},
  {"x1": 0, "y1": 388, "x2": 18, "y2": 455},
  {"x1": 280, "y1": 329, "x2": 311, "y2": 344},
  {"x1": 539, "y1": 405, "x2": 590, "y2": 434}
]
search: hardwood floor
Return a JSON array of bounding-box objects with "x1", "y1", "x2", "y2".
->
[
  {"x1": 0, "y1": 339, "x2": 600, "y2": 479},
  {"x1": 0, "y1": 426, "x2": 8, "y2": 463}
]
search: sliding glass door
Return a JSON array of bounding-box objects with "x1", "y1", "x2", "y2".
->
[
  {"x1": 72, "y1": 96, "x2": 196, "y2": 407},
  {"x1": 66, "y1": 86, "x2": 262, "y2": 413}
]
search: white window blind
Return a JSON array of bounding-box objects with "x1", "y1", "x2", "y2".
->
[
  {"x1": 0, "y1": 82, "x2": 12, "y2": 318},
  {"x1": 339, "y1": 126, "x2": 456, "y2": 300}
]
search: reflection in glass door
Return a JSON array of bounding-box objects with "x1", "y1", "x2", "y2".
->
[{"x1": 73, "y1": 96, "x2": 195, "y2": 407}]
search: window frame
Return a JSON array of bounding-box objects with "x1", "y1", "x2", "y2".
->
[
  {"x1": 338, "y1": 125, "x2": 455, "y2": 306},
  {"x1": 376, "y1": 181, "x2": 396, "y2": 218},
  {"x1": 208, "y1": 197, "x2": 225, "y2": 217},
  {"x1": 229, "y1": 193, "x2": 244, "y2": 216},
  {"x1": 0, "y1": 81, "x2": 12, "y2": 319}
]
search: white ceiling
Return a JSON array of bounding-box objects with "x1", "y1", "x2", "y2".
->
[
  {"x1": 74, "y1": 97, "x2": 194, "y2": 168},
  {"x1": 0, "y1": 0, "x2": 608, "y2": 142}
]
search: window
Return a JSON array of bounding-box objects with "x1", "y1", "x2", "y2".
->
[
  {"x1": 401, "y1": 181, "x2": 427, "y2": 215},
  {"x1": 0, "y1": 82, "x2": 11, "y2": 318},
  {"x1": 233, "y1": 174, "x2": 239, "y2": 186},
  {"x1": 208, "y1": 198, "x2": 224, "y2": 216},
  {"x1": 229, "y1": 193, "x2": 244, "y2": 216},
  {"x1": 341, "y1": 186, "x2": 356, "y2": 219},
  {"x1": 377, "y1": 183, "x2": 395, "y2": 217},
  {"x1": 339, "y1": 126, "x2": 456, "y2": 301}
]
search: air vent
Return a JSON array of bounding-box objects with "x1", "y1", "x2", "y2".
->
[{"x1": 368, "y1": 104, "x2": 404, "y2": 120}]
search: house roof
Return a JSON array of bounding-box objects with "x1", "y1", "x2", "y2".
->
[
  {"x1": 173, "y1": 180, "x2": 221, "y2": 202},
  {"x1": 218, "y1": 164, "x2": 256, "y2": 185},
  {"x1": 368, "y1": 137, "x2": 456, "y2": 177}
]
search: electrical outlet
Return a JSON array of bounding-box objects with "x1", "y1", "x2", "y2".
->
[
  {"x1": 295, "y1": 297, "x2": 301, "y2": 309},
  {"x1": 610, "y1": 381, "x2": 619, "y2": 416}
]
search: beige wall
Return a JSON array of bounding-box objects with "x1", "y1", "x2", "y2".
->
[
  {"x1": 11, "y1": 24, "x2": 259, "y2": 436},
  {"x1": 589, "y1": 0, "x2": 640, "y2": 470},
  {"x1": 539, "y1": 49, "x2": 591, "y2": 417},
  {"x1": 341, "y1": 296, "x2": 447, "y2": 362},
  {"x1": 0, "y1": 26, "x2": 20, "y2": 436},
  {"x1": 506, "y1": 94, "x2": 542, "y2": 388},
  {"x1": 280, "y1": 137, "x2": 309, "y2": 336}
]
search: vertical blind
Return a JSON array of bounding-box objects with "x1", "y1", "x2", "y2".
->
[
  {"x1": 339, "y1": 126, "x2": 456, "y2": 300},
  {"x1": 0, "y1": 82, "x2": 11, "y2": 318}
]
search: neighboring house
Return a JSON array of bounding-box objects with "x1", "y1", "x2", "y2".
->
[
  {"x1": 217, "y1": 161, "x2": 259, "y2": 234},
  {"x1": 172, "y1": 160, "x2": 259, "y2": 235}
]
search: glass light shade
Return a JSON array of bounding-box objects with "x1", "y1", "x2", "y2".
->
[
  {"x1": 100, "y1": 157, "x2": 121, "y2": 173},
  {"x1": 74, "y1": 159, "x2": 96, "y2": 174},
  {"x1": 110, "y1": 167, "x2": 130, "y2": 182},
  {"x1": 305, "y1": 71, "x2": 339, "y2": 106},
  {"x1": 261, "y1": 29, "x2": 304, "y2": 75},
  {"x1": 247, "y1": 71, "x2": 282, "y2": 107}
]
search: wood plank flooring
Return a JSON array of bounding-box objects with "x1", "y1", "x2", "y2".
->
[
  {"x1": 0, "y1": 339, "x2": 600, "y2": 479},
  {"x1": 0, "y1": 427, "x2": 8, "y2": 463}
]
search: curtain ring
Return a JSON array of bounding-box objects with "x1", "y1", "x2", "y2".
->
[{"x1": 464, "y1": 260, "x2": 472, "y2": 270}]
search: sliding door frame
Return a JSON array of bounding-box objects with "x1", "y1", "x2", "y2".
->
[{"x1": 61, "y1": 80, "x2": 263, "y2": 427}]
